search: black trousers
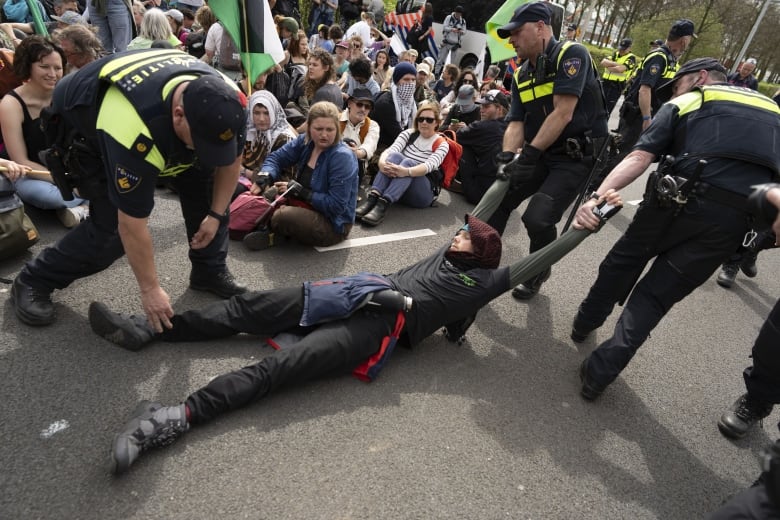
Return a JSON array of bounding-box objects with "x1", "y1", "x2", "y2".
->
[
  {"x1": 19, "y1": 162, "x2": 230, "y2": 292},
  {"x1": 158, "y1": 287, "x2": 395, "y2": 425},
  {"x1": 708, "y1": 482, "x2": 780, "y2": 519},
  {"x1": 602, "y1": 80, "x2": 625, "y2": 115},
  {"x1": 487, "y1": 153, "x2": 589, "y2": 252},
  {"x1": 743, "y1": 299, "x2": 780, "y2": 404},
  {"x1": 605, "y1": 104, "x2": 644, "y2": 173},
  {"x1": 577, "y1": 198, "x2": 751, "y2": 387}
]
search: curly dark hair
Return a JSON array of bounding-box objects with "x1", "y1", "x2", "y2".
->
[
  {"x1": 304, "y1": 48, "x2": 335, "y2": 100},
  {"x1": 348, "y1": 56, "x2": 371, "y2": 81},
  {"x1": 13, "y1": 35, "x2": 66, "y2": 80}
]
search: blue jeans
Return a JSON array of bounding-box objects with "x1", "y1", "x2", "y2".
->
[
  {"x1": 14, "y1": 177, "x2": 86, "y2": 210},
  {"x1": 309, "y1": 6, "x2": 334, "y2": 36},
  {"x1": 90, "y1": 0, "x2": 133, "y2": 53},
  {"x1": 370, "y1": 152, "x2": 434, "y2": 207}
]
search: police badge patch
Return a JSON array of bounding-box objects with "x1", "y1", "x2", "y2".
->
[
  {"x1": 115, "y1": 165, "x2": 141, "y2": 193},
  {"x1": 649, "y1": 64, "x2": 660, "y2": 76},
  {"x1": 562, "y1": 58, "x2": 581, "y2": 78}
]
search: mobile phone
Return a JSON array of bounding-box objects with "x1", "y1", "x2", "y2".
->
[{"x1": 450, "y1": 119, "x2": 459, "y2": 124}]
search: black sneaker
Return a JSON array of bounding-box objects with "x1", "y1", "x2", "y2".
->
[
  {"x1": 190, "y1": 271, "x2": 247, "y2": 298},
  {"x1": 111, "y1": 400, "x2": 189, "y2": 475},
  {"x1": 511, "y1": 268, "x2": 551, "y2": 301},
  {"x1": 11, "y1": 278, "x2": 55, "y2": 326},
  {"x1": 571, "y1": 317, "x2": 594, "y2": 343},
  {"x1": 716, "y1": 263, "x2": 739, "y2": 288},
  {"x1": 88, "y1": 302, "x2": 156, "y2": 351},
  {"x1": 740, "y1": 252, "x2": 758, "y2": 278},
  {"x1": 579, "y1": 358, "x2": 607, "y2": 401},
  {"x1": 243, "y1": 229, "x2": 275, "y2": 251},
  {"x1": 718, "y1": 393, "x2": 773, "y2": 439}
]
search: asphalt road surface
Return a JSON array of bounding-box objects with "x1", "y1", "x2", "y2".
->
[{"x1": 2, "y1": 169, "x2": 778, "y2": 519}]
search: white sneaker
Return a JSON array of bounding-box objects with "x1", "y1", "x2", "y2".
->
[{"x1": 56, "y1": 204, "x2": 89, "y2": 228}]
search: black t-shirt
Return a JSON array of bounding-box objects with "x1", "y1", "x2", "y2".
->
[{"x1": 386, "y1": 245, "x2": 510, "y2": 346}]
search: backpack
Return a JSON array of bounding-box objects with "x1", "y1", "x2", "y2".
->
[
  {"x1": 405, "y1": 130, "x2": 463, "y2": 196},
  {"x1": 0, "y1": 174, "x2": 39, "y2": 260},
  {"x1": 228, "y1": 191, "x2": 274, "y2": 240},
  {"x1": 185, "y1": 30, "x2": 206, "y2": 59},
  {"x1": 218, "y1": 24, "x2": 241, "y2": 71}
]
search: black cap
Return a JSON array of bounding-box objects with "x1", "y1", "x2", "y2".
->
[
  {"x1": 650, "y1": 38, "x2": 664, "y2": 47},
  {"x1": 183, "y1": 76, "x2": 247, "y2": 167},
  {"x1": 656, "y1": 57, "x2": 727, "y2": 102},
  {"x1": 348, "y1": 87, "x2": 374, "y2": 106},
  {"x1": 475, "y1": 89, "x2": 509, "y2": 109},
  {"x1": 669, "y1": 19, "x2": 696, "y2": 39},
  {"x1": 619, "y1": 38, "x2": 632, "y2": 49},
  {"x1": 454, "y1": 5, "x2": 464, "y2": 13},
  {"x1": 496, "y1": 2, "x2": 551, "y2": 38},
  {"x1": 567, "y1": 23, "x2": 577, "y2": 31}
]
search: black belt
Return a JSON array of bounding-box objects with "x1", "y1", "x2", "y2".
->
[{"x1": 694, "y1": 183, "x2": 749, "y2": 213}]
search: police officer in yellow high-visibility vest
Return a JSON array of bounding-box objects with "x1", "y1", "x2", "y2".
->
[
  {"x1": 571, "y1": 58, "x2": 780, "y2": 405},
  {"x1": 491, "y1": 1, "x2": 608, "y2": 300},
  {"x1": 600, "y1": 38, "x2": 637, "y2": 114},
  {"x1": 11, "y1": 49, "x2": 249, "y2": 332},
  {"x1": 608, "y1": 20, "x2": 693, "y2": 171}
]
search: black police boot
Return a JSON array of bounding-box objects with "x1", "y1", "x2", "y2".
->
[
  {"x1": 190, "y1": 270, "x2": 247, "y2": 298},
  {"x1": 740, "y1": 251, "x2": 758, "y2": 278},
  {"x1": 511, "y1": 267, "x2": 551, "y2": 301},
  {"x1": 716, "y1": 262, "x2": 739, "y2": 288},
  {"x1": 718, "y1": 392, "x2": 773, "y2": 439},
  {"x1": 355, "y1": 192, "x2": 378, "y2": 218},
  {"x1": 360, "y1": 196, "x2": 390, "y2": 227},
  {"x1": 579, "y1": 358, "x2": 607, "y2": 401},
  {"x1": 89, "y1": 302, "x2": 157, "y2": 351},
  {"x1": 571, "y1": 316, "x2": 595, "y2": 343},
  {"x1": 11, "y1": 277, "x2": 55, "y2": 326},
  {"x1": 110, "y1": 400, "x2": 189, "y2": 475}
]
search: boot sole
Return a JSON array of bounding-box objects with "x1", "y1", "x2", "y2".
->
[
  {"x1": 10, "y1": 284, "x2": 55, "y2": 326},
  {"x1": 110, "y1": 400, "x2": 161, "y2": 475},
  {"x1": 189, "y1": 280, "x2": 247, "y2": 299},
  {"x1": 717, "y1": 418, "x2": 749, "y2": 440},
  {"x1": 88, "y1": 302, "x2": 147, "y2": 351}
]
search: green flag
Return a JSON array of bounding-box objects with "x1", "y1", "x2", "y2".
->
[
  {"x1": 26, "y1": 0, "x2": 49, "y2": 37},
  {"x1": 208, "y1": 0, "x2": 284, "y2": 87},
  {"x1": 485, "y1": 0, "x2": 528, "y2": 64}
]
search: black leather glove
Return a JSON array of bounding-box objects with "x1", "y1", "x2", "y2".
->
[
  {"x1": 285, "y1": 180, "x2": 313, "y2": 202},
  {"x1": 747, "y1": 183, "x2": 780, "y2": 226},
  {"x1": 499, "y1": 144, "x2": 542, "y2": 189},
  {"x1": 254, "y1": 172, "x2": 271, "y2": 190}
]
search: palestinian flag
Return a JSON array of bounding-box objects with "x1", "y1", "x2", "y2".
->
[{"x1": 208, "y1": 0, "x2": 284, "y2": 86}]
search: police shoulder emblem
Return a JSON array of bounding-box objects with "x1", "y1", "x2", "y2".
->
[
  {"x1": 649, "y1": 64, "x2": 660, "y2": 76},
  {"x1": 115, "y1": 165, "x2": 141, "y2": 193},
  {"x1": 562, "y1": 58, "x2": 581, "y2": 78}
]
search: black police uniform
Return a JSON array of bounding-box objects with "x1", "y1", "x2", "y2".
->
[
  {"x1": 17, "y1": 50, "x2": 245, "y2": 306},
  {"x1": 610, "y1": 44, "x2": 677, "y2": 166},
  {"x1": 576, "y1": 84, "x2": 780, "y2": 392},
  {"x1": 487, "y1": 38, "x2": 608, "y2": 260},
  {"x1": 601, "y1": 48, "x2": 637, "y2": 114}
]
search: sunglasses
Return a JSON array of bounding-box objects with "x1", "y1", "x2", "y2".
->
[
  {"x1": 416, "y1": 116, "x2": 436, "y2": 124},
  {"x1": 353, "y1": 101, "x2": 372, "y2": 109},
  {"x1": 462, "y1": 79, "x2": 475, "y2": 84}
]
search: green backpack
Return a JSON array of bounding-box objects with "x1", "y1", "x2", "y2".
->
[{"x1": 0, "y1": 174, "x2": 39, "y2": 260}]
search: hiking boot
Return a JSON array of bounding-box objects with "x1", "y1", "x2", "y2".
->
[
  {"x1": 718, "y1": 393, "x2": 773, "y2": 439},
  {"x1": 190, "y1": 271, "x2": 247, "y2": 298},
  {"x1": 243, "y1": 229, "x2": 275, "y2": 251},
  {"x1": 360, "y1": 196, "x2": 389, "y2": 227},
  {"x1": 716, "y1": 262, "x2": 739, "y2": 288},
  {"x1": 11, "y1": 278, "x2": 55, "y2": 326},
  {"x1": 355, "y1": 192, "x2": 379, "y2": 218},
  {"x1": 740, "y1": 252, "x2": 758, "y2": 278},
  {"x1": 579, "y1": 358, "x2": 607, "y2": 401},
  {"x1": 88, "y1": 301, "x2": 156, "y2": 351},
  {"x1": 56, "y1": 203, "x2": 89, "y2": 228},
  {"x1": 110, "y1": 401, "x2": 189, "y2": 475},
  {"x1": 511, "y1": 267, "x2": 551, "y2": 300},
  {"x1": 571, "y1": 316, "x2": 594, "y2": 343}
]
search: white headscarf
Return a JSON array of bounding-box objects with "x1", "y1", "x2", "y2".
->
[
  {"x1": 391, "y1": 82, "x2": 417, "y2": 130},
  {"x1": 245, "y1": 90, "x2": 296, "y2": 145}
]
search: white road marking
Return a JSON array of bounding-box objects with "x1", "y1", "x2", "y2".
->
[
  {"x1": 627, "y1": 199, "x2": 642, "y2": 206},
  {"x1": 40, "y1": 420, "x2": 69, "y2": 439},
  {"x1": 315, "y1": 229, "x2": 437, "y2": 251}
]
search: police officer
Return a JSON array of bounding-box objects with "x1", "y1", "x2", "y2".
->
[
  {"x1": 600, "y1": 38, "x2": 637, "y2": 114},
  {"x1": 491, "y1": 1, "x2": 609, "y2": 300},
  {"x1": 11, "y1": 49, "x2": 249, "y2": 331},
  {"x1": 610, "y1": 20, "x2": 695, "y2": 169},
  {"x1": 571, "y1": 58, "x2": 780, "y2": 402}
]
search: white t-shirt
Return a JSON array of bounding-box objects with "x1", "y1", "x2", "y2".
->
[
  {"x1": 345, "y1": 20, "x2": 372, "y2": 47},
  {"x1": 204, "y1": 23, "x2": 224, "y2": 62}
]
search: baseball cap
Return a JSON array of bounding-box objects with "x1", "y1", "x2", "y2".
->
[
  {"x1": 746, "y1": 58, "x2": 757, "y2": 65},
  {"x1": 619, "y1": 38, "x2": 632, "y2": 49},
  {"x1": 416, "y1": 62, "x2": 431, "y2": 76},
  {"x1": 183, "y1": 76, "x2": 247, "y2": 167},
  {"x1": 455, "y1": 84, "x2": 476, "y2": 111},
  {"x1": 164, "y1": 9, "x2": 183, "y2": 23},
  {"x1": 567, "y1": 23, "x2": 577, "y2": 31},
  {"x1": 318, "y1": 23, "x2": 328, "y2": 32},
  {"x1": 280, "y1": 17, "x2": 299, "y2": 33},
  {"x1": 348, "y1": 87, "x2": 374, "y2": 106},
  {"x1": 475, "y1": 89, "x2": 509, "y2": 110},
  {"x1": 496, "y1": 2, "x2": 551, "y2": 38},
  {"x1": 335, "y1": 40, "x2": 350, "y2": 50},
  {"x1": 669, "y1": 19, "x2": 696, "y2": 39},
  {"x1": 656, "y1": 57, "x2": 727, "y2": 102},
  {"x1": 650, "y1": 38, "x2": 664, "y2": 47},
  {"x1": 52, "y1": 10, "x2": 85, "y2": 25}
]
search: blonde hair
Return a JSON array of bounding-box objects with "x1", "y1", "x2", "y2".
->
[
  {"x1": 306, "y1": 101, "x2": 342, "y2": 144},
  {"x1": 413, "y1": 100, "x2": 441, "y2": 131}
]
